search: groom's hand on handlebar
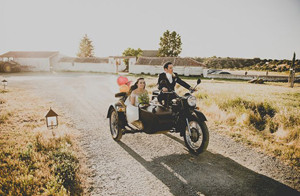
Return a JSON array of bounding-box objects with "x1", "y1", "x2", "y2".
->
[{"x1": 189, "y1": 87, "x2": 197, "y2": 92}]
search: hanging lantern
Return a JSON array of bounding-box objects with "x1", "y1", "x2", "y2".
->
[
  {"x1": 2, "y1": 80, "x2": 7, "y2": 89},
  {"x1": 45, "y1": 108, "x2": 58, "y2": 129}
]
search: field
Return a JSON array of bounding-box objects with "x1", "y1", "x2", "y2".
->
[
  {"x1": 142, "y1": 76, "x2": 300, "y2": 170},
  {"x1": 1, "y1": 73, "x2": 299, "y2": 194},
  {"x1": 0, "y1": 88, "x2": 87, "y2": 195}
]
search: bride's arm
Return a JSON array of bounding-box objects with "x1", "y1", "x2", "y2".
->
[{"x1": 130, "y1": 93, "x2": 136, "y2": 106}]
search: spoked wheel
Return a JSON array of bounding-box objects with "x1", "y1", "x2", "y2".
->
[
  {"x1": 109, "y1": 109, "x2": 122, "y2": 141},
  {"x1": 184, "y1": 118, "x2": 209, "y2": 155}
]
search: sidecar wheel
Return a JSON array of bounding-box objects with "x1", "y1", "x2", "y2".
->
[
  {"x1": 184, "y1": 118, "x2": 209, "y2": 155},
  {"x1": 109, "y1": 109, "x2": 122, "y2": 141}
]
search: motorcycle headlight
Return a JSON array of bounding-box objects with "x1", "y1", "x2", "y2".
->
[{"x1": 187, "y1": 96, "x2": 197, "y2": 107}]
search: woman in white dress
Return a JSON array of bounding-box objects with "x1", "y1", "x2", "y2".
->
[{"x1": 125, "y1": 78, "x2": 148, "y2": 129}]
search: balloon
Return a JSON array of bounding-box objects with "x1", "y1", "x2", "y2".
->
[
  {"x1": 117, "y1": 76, "x2": 128, "y2": 86},
  {"x1": 119, "y1": 84, "x2": 129, "y2": 93},
  {"x1": 126, "y1": 81, "x2": 132, "y2": 87}
]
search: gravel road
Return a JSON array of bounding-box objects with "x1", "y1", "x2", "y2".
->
[{"x1": 3, "y1": 72, "x2": 300, "y2": 196}]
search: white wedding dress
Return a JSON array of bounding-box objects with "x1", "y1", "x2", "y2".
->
[{"x1": 125, "y1": 93, "x2": 140, "y2": 123}]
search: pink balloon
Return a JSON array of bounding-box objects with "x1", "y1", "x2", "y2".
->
[{"x1": 117, "y1": 76, "x2": 128, "y2": 86}]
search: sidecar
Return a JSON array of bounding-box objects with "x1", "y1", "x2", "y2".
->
[
  {"x1": 108, "y1": 78, "x2": 210, "y2": 155},
  {"x1": 107, "y1": 91, "x2": 175, "y2": 141}
]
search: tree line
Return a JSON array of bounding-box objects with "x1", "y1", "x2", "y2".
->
[
  {"x1": 76, "y1": 30, "x2": 182, "y2": 58},
  {"x1": 76, "y1": 33, "x2": 299, "y2": 73},
  {"x1": 194, "y1": 57, "x2": 300, "y2": 72}
]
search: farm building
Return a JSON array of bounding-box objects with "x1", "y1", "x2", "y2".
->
[
  {"x1": 56, "y1": 56, "x2": 136, "y2": 73},
  {"x1": 129, "y1": 57, "x2": 206, "y2": 76},
  {"x1": 0, "y1": 51, "x2": 60, "y2": 71}
]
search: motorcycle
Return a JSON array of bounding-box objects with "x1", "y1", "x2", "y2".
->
[{"x1": 107, "y1": 79, "x2": 209, "y2": 155}]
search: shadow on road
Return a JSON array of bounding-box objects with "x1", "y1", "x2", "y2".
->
[{"x1": 118, "y1": 138, "x2": 299, "y2": 196}]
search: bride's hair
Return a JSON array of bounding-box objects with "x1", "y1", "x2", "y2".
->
[{"x1": 129, "y1": 78, "x2": 145, "y2": 94}]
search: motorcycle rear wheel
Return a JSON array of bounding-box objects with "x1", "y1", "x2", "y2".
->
[
  {"x1": 184, "y1": 118, "x2": 209, "y2": 155},
  {"x1": 109, "y1": 109, "x2": 122, "y2": 141}
]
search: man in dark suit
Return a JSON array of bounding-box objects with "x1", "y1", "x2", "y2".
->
[{"x1": 157, "y1": 62, "x2": 193, "y2": 106}]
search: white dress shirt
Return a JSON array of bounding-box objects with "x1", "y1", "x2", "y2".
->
[{"x1": 166, "y1": 72, "x2": 173, "y2": 83}]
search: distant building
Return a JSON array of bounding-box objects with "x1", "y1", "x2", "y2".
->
[
  {"x1": 56, "y1": 56, "x2": 136, "y2": 73},
  {"x1": 130, "y1": 57, "x2": 206, "y2": 76},
  {"x1": 141, "y1": 50, "x2": 158, "y2": 57},
  {"x1": 0, "y1": 51, "x2": 60, "y2": 71}
]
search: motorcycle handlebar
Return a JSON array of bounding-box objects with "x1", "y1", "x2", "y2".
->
[{"x1": 160, "y1": 90, "x2": 180, "y2": 98}]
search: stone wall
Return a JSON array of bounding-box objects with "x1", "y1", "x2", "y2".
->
[
  {"x1": 54, "y1": 62, "x2": 126, "y2": 73},
  {"x1": 129, "y1": 64, "x2": 204, "y2": 76}
]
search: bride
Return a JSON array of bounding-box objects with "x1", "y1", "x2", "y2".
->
[{"x1": 125, "y1": 78, "x2": 149, "y2": 129}]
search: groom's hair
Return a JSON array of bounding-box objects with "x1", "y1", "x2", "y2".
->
[{"x1": 163, "y1": 62, "x2": 173, "y2": 70}]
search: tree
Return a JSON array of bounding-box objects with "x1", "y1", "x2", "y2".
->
[
  {"x1": 77, "y1": 34, "x2": 95, "y2": 57},
  {"x1": 158, "y1": 30, "x2": 182, "y2": 57},
  {"x1": 122, "y1": 48, "x2": 143, "y2": 71}
]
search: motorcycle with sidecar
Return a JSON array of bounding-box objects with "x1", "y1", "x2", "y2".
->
[{"x1": 107, "y1": 79, "x2": 209, "y2": 155}]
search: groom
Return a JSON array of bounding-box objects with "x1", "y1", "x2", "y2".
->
[{"x1": 157, "y1": 62, "x2": 193, "y2": 105}]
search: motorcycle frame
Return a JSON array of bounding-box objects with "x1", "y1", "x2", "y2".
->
[{"x1": 107, "y1": 91, "x2": 207, "y2": 136}]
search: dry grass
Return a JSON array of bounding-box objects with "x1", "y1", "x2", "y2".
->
[
  {"x1": 144, "y1": 76, "x2": 300, "y2": 169},
  {"x1": 195, "y1": 80, "x2": 300, "y2": 169},
  {"x1": 0, "y1": 88, "x2": 86, "y2": 195}
]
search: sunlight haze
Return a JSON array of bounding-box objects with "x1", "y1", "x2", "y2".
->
[{"x1": 1, "y1": 0, "x2": 299, "y2": 59}]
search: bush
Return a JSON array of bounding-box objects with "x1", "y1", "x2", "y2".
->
[
  {"x1": 219, "y1": 98, "x2": 277, "y2": 131},
  {"x1": 52, "y1": 150, "x2": 80, "y2": 193}
]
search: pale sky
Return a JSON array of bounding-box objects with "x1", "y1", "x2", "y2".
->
[{"x1": 1, "y1": 0, "x2": 300, "y2": 59}]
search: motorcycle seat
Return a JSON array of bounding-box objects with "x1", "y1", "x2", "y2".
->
[
  {"x1": 140, "y1": 104, "x2": 171, "y2": 115},
  {"x1": 153, "y1": 105, "x2": 172, "y2": 115}
]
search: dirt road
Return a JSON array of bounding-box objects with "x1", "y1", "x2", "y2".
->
[{"x1": 2, "y1": 72, "x2": 300, "y2": 196}]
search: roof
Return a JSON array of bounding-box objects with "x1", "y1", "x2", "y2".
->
[
  {"x1": 141, "y1": 50, "x2": 158, "y2": 57},
  {"x1": 45, "y1": 108, "x2": 58, "y2": 117},
  {"x1": 135, "y1": 57, "x2": 206, "y2": 67},
  {"x1": 109, "y1": 56, "x2": 136, "y2": 59},
  {"x1": 0, "y1": 51, "x2": 59, "y2": 58},
  {"x1": 59, "y1": 57, "x2": 109, "y2": 64}
]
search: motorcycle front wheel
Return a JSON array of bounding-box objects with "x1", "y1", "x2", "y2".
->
[
  {"x1": 109, "y1": 109, "x2": 122, "y2": 141},
  {"x1": 184, "y1": 117, "x2": 209, "y2": 155}
]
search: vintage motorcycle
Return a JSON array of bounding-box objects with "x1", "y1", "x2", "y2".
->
[{"x1": 107, "y1": 79, "x2": 209, "y2": 155}]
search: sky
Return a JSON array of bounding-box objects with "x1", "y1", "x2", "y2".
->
[{"x1": 0, "y1": 0, "x2": 300, "y2": 59}]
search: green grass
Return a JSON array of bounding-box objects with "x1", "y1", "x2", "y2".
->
[{"x1": 0, "y1": 133, "x2": 82, "y2": 196}]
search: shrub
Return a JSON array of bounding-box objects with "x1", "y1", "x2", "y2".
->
[
  {"x1": 0, "y1": 112, "x2": 12, "y2": 124},
  {"x1": 248, "y1": 111, "x2": 265, "y2": 131},
  {"x1": 52, "y1": 150, "x2": 79, "y2": 193},
  {"x1": 265, "y1": 117, "x2": 279, "y2": 133},
  {"x1": 219, "y1": 98, "x2": 277, "y2": 131},
  {"x1": 281, "y1": 114, "x2": 300, "y2": 128}
]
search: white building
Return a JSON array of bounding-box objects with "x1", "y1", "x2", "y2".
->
[
  {"x1": 130, "y1": 57, "x2": 206, "y2": 76},
  {"x1": 55, "y1": 56, "x2": 136, "y2": 73},
  {"x1": 0, "y1": 51, "x2": 60, "y2": 71}
]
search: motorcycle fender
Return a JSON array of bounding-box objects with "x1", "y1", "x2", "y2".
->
[
  {"x1": 193, "y1": 110, "x2": 207, "y2": 121},
  {"x1": 107, "y1": 105, "x2": 115, "y2": 118}
]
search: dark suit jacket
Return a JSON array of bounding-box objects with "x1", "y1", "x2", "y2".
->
[{"x1": 158, "y1": 72, "x2": 191, "y2": 91}]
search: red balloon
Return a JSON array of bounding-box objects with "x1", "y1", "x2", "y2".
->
[{"x1": 117, "y1": 76, "x2": 128, "y2": 86}]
